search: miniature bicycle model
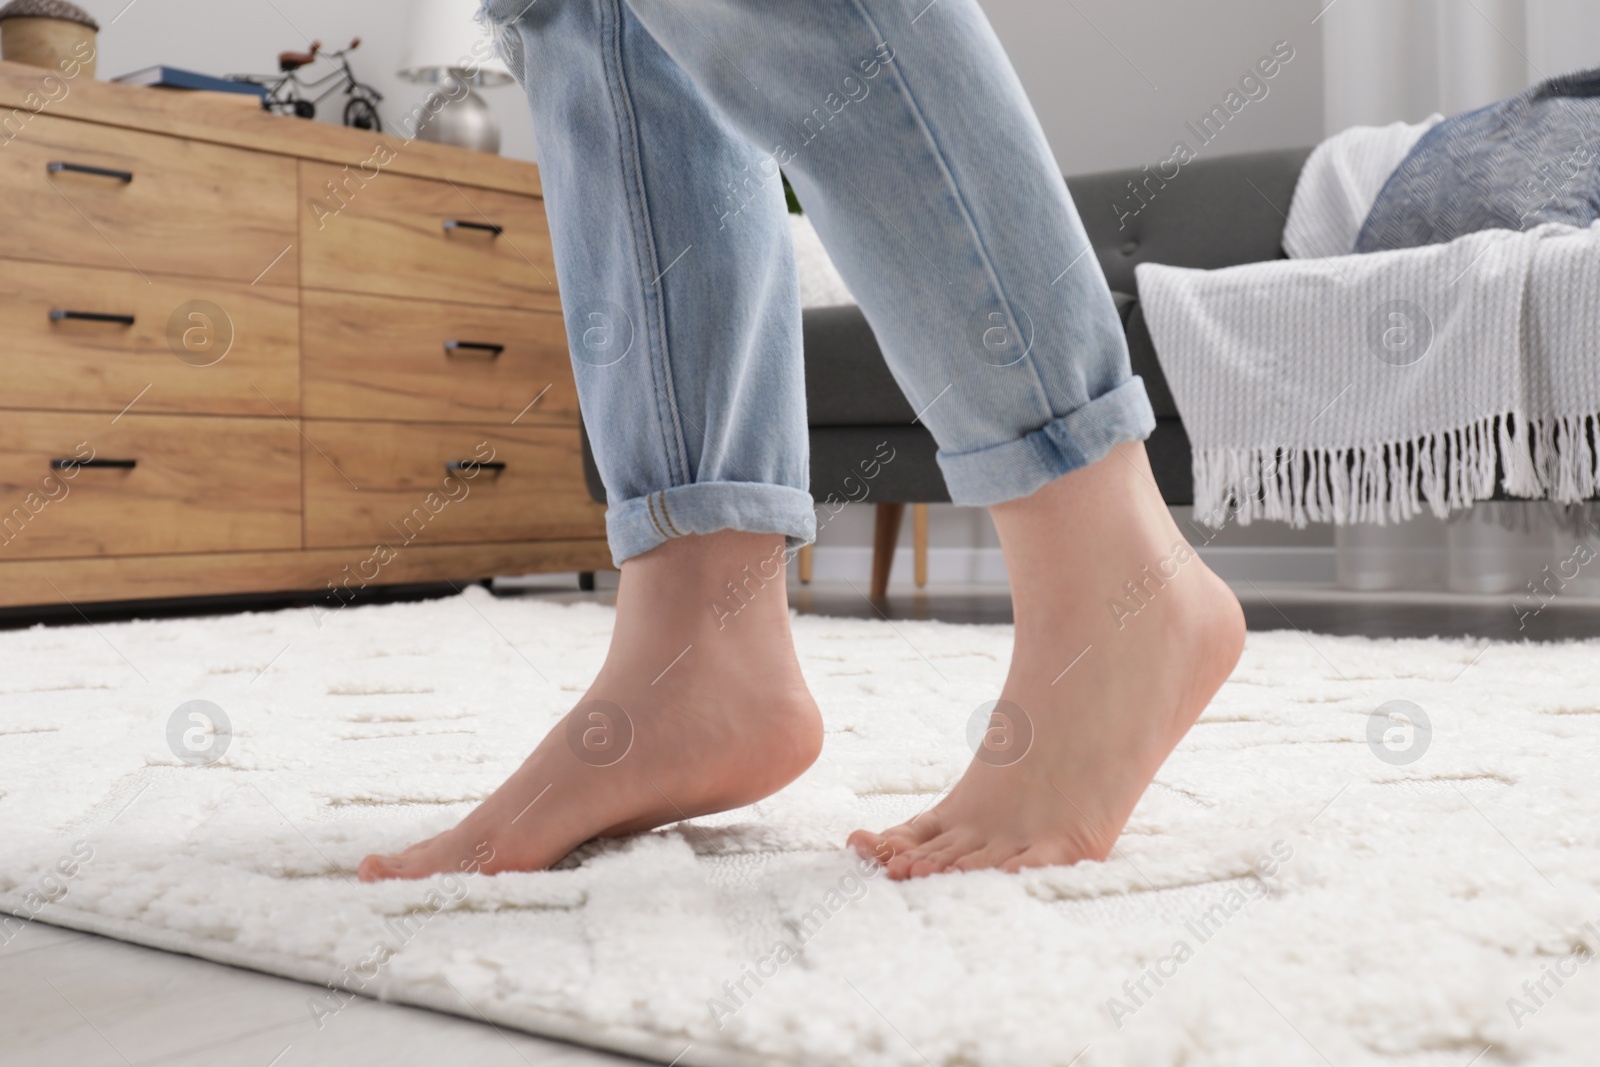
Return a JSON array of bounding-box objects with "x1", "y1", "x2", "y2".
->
[{"x1": 230, "y1": 39, "x2": 384, "y2": 132}]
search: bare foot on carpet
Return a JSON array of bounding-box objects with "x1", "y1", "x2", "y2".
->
[
  {"x1": 359, "y1": 531, "x2": 823, "y2": 881},
  {"x1": 849, "y1": 442, "x2": 1245, "y2": 878}
]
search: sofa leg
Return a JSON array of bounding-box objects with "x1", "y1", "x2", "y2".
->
[
  {"x1": 913, "y1": 504, "x2": 928, "y2": 588},
  {"x1": 797, "y1": 544, "x2": 813, "y2": 584},
  {"x1": 871, "y1": 503, "x2": 905, "y2": 599}
]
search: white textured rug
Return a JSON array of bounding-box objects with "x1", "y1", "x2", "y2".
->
[{"x1": 3, "y1": 590, "x2": 1600, "y2": 1067}]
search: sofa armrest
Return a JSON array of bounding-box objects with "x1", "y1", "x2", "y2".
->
[
  {"x1": 1110, "y1": 289, "x2": 1137, "y2": 326},
  {"x1": 1065, "y1": 146, "x2": 1314, "y2": 296}
]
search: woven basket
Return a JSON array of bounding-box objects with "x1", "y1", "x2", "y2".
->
[{"x1": 0, "y1": 0, "x2": 98, "y2": 77}]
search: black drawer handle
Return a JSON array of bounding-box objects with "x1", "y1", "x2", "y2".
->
[
  {"x1": 52, "y1": 457, "x2": 137, "y2": 470},
  {"x1": 444, "y1": 340, "x2": 505, "y2": 359},
  {"x1": 50, "y1": 309, "x2": 136, "y2": 326},
  {"x1": 446, "y1": 460, "x2": 505, "y2": 474},
  {"x1": 48, "y1": 161, "x2": 134, "y2": 183},
  {"x1": 442, "y1": 219, "x2": 503, "y2": 236}
]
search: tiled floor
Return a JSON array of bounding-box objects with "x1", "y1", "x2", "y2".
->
[
  {"x1": 0, "y1": 920, "x2": 639, "y2": 1067},
  {"x1": 5, "y1": 577, "x2": 1597, "y2": 1066}
]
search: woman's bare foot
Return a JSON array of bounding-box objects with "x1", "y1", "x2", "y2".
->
[
  {"x1": 849, "y1": 442, "x2": 1245, "y2": 878},
  {"x1": 359, "y1": 531, "x2": 823, "y2": 881}
]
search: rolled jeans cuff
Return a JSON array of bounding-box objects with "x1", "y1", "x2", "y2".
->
[
  {"x1": 605, "y1": 482, "x2": 818, "y2": 566},
  {"x1": 936, "y1": 377, "x2": 1157, "y2": 506}
]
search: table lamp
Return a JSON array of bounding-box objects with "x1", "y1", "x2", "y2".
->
[{"x1": 398, "y1": 0, "x2": 515, "y2": 154}]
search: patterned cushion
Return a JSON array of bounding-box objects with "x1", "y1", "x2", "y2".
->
[{"x1": 1357, "y1": 67, "x2": 1600, "y2": 251}]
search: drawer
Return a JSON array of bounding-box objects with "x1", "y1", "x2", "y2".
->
[
  {"x1": 302, "y1": 291, "x2": 577, "y2": 423},
  {"x1": 0, "y1": 261, "x2": 298, "y2": 416},
  {"x1": 298, "y1": 162, "x2": 558, "y2": 309},
  {"x1": 302, "y1": 420, "x2": 605, "y2": 549},
  {"x1": 0, "y1": 114, "x2": 298, "y2": 284},
  {"x1": 0, "y1": 413, "x2": 301, "y2": 560}
]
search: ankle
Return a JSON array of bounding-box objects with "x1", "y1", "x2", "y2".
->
[
  {"x1": 991, "y1": 444, "x2": 1190, "y2": 624},
  {"x1": 991, "y1": 444, "x2": 1172, "y2": 541},
  {"x1": 614, "y1": 529, "x2": 795, "y2": 642}
]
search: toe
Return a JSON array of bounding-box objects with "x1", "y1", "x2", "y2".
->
[
  {"x1": 357, "y1": 853, "x2": 401, "y2": 882},
  {"x1": 852, "y1": 809, "x2": 945, "y2": 872},
  {"x1": 999, "y1": 843, "x2": 1075, "y2": 874},
  {"x1": 358, "y1": 846, "x2": 441, "y2": 882},
  {"x1": 885, "y1": 839, "x2": 936, "y2": 880},
  {"x1": 847, "y1": 830, "x2": 892, "y2": 865},
  {"x1": 949, "y1": 841, "x2": 1029, "y2": 873},
  {"x1": 360, "y1": 831, "x2": 444, "y2": 881},
  {"x1": 886, "y1": 832, "x2": 956, "y2": 880},
  {"x1": 884, "y1": 849, "x2": 916, "y2": 880},
  {"x1": 915, "y1": 833, "x2": 985, "y2": 876},
  {"x1": 894, "y1": 831, "x2": 973, "y2": 879}
]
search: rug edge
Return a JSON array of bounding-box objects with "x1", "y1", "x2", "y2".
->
[{"x1": 18, "y1": 907, "x2": 788, "y2": 1067}]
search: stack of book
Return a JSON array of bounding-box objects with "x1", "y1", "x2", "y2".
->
[{"x1": 112, "y1": 66, "x2": 267, "y2": 99}]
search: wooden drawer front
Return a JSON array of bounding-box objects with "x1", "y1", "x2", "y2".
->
[
  {"x1": 299, "y1": 162, "x2": 558, "y2": 309},
  {"x1": 302, "y1": 291, "x2": 577, "y2": 423},
  {"x1": 0, "y1": 413, "x2": 301, "y2": 560},
  {"x1": 0, "y1": 261, "x2": 298, "y2": 417},
  {"x1": 302, "y1": 421, "x2": 605, "y2": 549},
  {"x1": 0, "y1": 115, "x2": 298, "y2": 284}
]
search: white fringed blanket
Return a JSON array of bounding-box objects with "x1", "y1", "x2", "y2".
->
[{"x1": 1137, "y1": 221, "x2": 1600, "y2": 527}]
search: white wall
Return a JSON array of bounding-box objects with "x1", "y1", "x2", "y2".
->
[
  {"x1": 1322, "y1": 0, "x2": 1600, "y2": 131},
  {"x1": 1528, "y1": 0, "x2": 1600, "y2": 80},
  {"x1": 983, "y1": 0, "x2": 1326, "y2": 176}
]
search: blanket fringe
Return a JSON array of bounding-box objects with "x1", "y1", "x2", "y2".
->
[{"x1": 1193, "y1": 412, "x2": 1600, "y2": 528}]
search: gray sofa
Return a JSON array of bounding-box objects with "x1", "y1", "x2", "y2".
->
[{"x1": 582, "y1": 146, "x2": 1315, "y2": 509}]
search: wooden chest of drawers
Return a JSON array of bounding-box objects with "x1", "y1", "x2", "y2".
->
[{"x1": 0, "y1": 61, "x2": 609, "y2": 610}]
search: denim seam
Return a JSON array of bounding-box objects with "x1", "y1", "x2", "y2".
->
[
  {"x1": 599, "y1": 0, "x2": 693, "y2": 487},
  {"x1": 645, "y1": 492, "x2": 672, "y2": 539},
  {"x1": 656, "y1": 491, "x2": 686, "y2": 535},
  {"x1": 842, "y1": 0, "x2": 1055, "y2": 427}
]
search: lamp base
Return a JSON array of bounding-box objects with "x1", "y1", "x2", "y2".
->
[{"x1": 413, "y1": 80, "x2": 501, "y2": 155}]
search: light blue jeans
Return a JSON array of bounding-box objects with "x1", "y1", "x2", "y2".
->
[{"x1": 482, "y1": 0, "x2": 1154, "y2": 565}]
